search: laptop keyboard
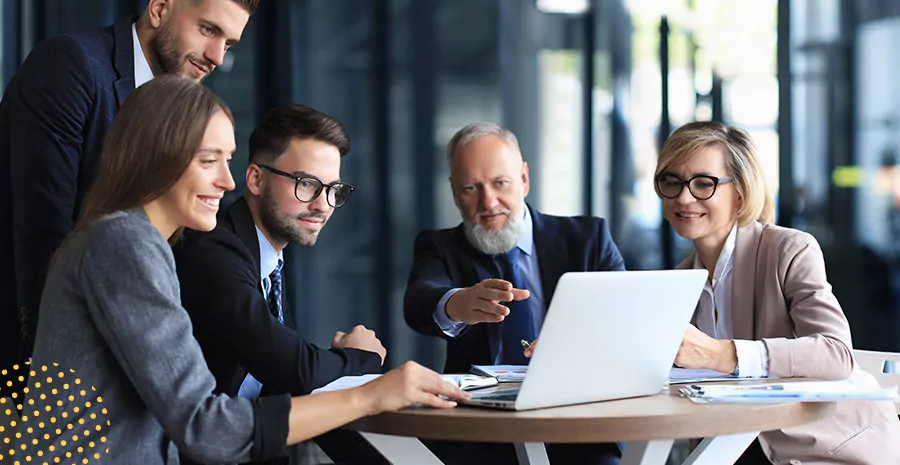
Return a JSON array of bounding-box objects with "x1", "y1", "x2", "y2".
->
[{"x1": 474, "y1": 388, "x2": 520, "y2": 401}]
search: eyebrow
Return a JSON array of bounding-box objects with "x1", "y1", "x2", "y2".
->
[
  {"x1": 197, "y1": 147, "x2": 235, "y2": 156},
  {"x1": 293, "y1": 170, "x2": 343, "y2": 185},
  {"x1": 661, "y1": 171, "x2": 718, "y2": 178},
  {"x1": 201, "y1": 20, "x2": 241, "y2": 46}
]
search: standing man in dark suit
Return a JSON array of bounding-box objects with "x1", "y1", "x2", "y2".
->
[
  {"x1": 404, "y1": 122, "x2": 625, "y2": 464},
  {"x1": 0, "y1": 0, "x2": 257, "y2": 370},
  {"x1": 174, "y1": 105, "x2": 387, "y2": 465}
]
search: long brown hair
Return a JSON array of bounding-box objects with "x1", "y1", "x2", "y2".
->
[
  {"x1": 77, "y1": 76, "x2": 233, "y2": 236},
  {"x1": 655, "y1": 121, "x2": 775, "y2": 226}
]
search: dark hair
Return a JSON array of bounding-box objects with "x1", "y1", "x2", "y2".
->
[
  {"x1": 77, "y1": 76, "x2": 233, "y2": 237},
  {"x1": 193, "y1": 0, "x2": 259, "y2": 14},
  {"x1": 232, "y1": 0, "x2": 259, "y2": 14},
  {"x1": 248, "y1": 104, "x2": 350, "y2": 165}
]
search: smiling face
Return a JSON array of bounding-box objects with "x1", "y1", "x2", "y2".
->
[
  {"x1": 149, "y1": 0, "x2": 250, "y2": 82},
  {"x1": 151, "y1": 110, "x2": 236, "y2": 233},
  {"x1": 660, "y1": 145, "x2": 742, "y2": 251},
  {"x1": 250, "y1": 138, "x2": 342, "y2": 249}
]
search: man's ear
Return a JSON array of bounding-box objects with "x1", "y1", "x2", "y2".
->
[
  {"x1": 522, "y1": 161, "x2": 530, "y2": 198},
  {"x1": 146, "y1": 0, "x2": 174, "y2": 29},
  {"x1": 246, "y1": 164, "x2": 264, "y2": 196}
]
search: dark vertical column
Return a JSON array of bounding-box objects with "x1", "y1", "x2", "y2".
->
[
  {"x1": 582, "y1": 3, "x2": 596, "y2": 216},
  {"x1": 711, "y1": 75, "x2": 723, "y2": 123},
  {"x1": 410, "y1": 0, "x2": 437, "y2": 365},
  {"x1": 1, "y1": 0, "x2": 21, "y2": 89},
  {"x1": 777, "y1": 0, "x2": 794, "y2": 227},
  {"x1": 608, "y1": 0, "x2": 632, "y2": 240},
  {"x1": 658, "y1": 16, "x2": 674, "y2": 269},
  {"x1": 373, "y1": 0, "x2": 394, "y2": 362},
  {"x1": 254, "y1": 0, "x2": 292, "y2": 119},
  {"x1": 499, "y1": 0, "x2": 540, "y2": 195}
]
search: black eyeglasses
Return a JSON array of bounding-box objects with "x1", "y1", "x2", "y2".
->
[
  {"x1": 656, "y1": 174, "x2": 733, "y2": 201},
  {"x1": 257, "y1": 164, "x2": 354, "y2": 208}
]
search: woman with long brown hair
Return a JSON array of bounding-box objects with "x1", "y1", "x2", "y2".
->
[{"x1": 19, "y1": 76, "x2": 467, "y2": 464}]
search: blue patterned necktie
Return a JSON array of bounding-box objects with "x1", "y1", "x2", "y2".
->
[
  {"x1": 497, "y1": 247, "x2": 534, "y2": 364},
  {"x1": 238, "y1": 259, "x2": 285, "y2": 398},
  {"x1": 268, "y1": 259, "x2": 284, "y2": 324}
]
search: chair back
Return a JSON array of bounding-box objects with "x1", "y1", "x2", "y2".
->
[{"x1": 854, "y1": 349, "x2": 900, "y2": 415}]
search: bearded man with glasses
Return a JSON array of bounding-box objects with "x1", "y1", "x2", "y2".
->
[{"x1": 174, "y1": 104, "x2": 387, "y2": 465}]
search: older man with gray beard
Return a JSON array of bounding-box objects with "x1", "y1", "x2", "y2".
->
[{"x1": 403, "y1": 122, "x2": 625, "y2": 465}]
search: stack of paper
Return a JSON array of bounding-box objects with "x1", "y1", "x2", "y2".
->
[
  {"x1": 679, "y1": 380, "x2": 899, "y2": 403},
  {"x1": 311, "y1": 373, "x2": 498, "y2": 394},
  {"x1": 669, "y1": 368, "x2": 738, "y2": 384},
  {"x1": 470, "y1": 365, "x2": 527, "y2": 382}
]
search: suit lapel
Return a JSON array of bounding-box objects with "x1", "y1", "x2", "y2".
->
[
  {"x1": 112, "y1": 16, "x2": 138, "y2": 107},
  {"x1": 530, "y1": 205, "x2": 566, "y2": 304},
  {"x1": 226, "y1": 197, "x2": 265, "y2": 296},
  {"x1": 731, "y1": 222, "x2": 764, "y2": 340}
]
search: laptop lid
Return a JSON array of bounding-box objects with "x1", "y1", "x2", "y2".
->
[{"x1": 512, "y1": 269, "x2": 707, "y2": 410}]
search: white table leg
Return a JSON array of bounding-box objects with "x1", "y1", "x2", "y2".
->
[
  {"x1": 514, "y1": 442, "x2": 550, "y2": 465},
  {"x1": 358, "y1": 432, "x2": 444, "y2": 464},
  {"x1": 682, "y1": 431, "x2": 759, "y2": 465},
  {"x1": 621, "y1": 439, "x2": 675, "y2": 465}
]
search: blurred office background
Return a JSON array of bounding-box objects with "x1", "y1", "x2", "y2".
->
[{"x1": 3, "y1": 0, "x2": 900, "y2": 374}]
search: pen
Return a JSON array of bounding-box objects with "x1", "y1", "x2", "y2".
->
[{"x1": 520, "y1": 339, "x2": 532, "y2": 351}]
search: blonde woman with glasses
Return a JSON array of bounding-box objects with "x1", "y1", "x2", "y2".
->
[{"x1": 655, "y1": 121, "x2": 900, "y2": 464}]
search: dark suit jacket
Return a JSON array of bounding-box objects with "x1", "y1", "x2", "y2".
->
[
  {"x1": 174, "y1": 198, "x2": 383, "y2": 464},
  {"x1": 404, "y1": 205, "x2": 625, "y2": 373},
  {"x1": 0, "y1": 17, "x2": 137, "y2": 363}
]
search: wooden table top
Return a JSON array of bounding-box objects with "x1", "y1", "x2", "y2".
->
[{"x1": 343, "y1": 382, "x2": 836, "y2": 443}]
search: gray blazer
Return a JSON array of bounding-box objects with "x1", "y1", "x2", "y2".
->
[{"x1": 19, "y1": 210, "x2": 291, "y2": 464}]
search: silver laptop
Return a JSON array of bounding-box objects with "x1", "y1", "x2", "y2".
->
[{"x1": 462, "y1": 269, "x2": 707, "y2": 410}]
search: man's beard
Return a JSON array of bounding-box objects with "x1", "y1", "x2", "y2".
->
[
  {"x1": 258, "y1": 183, "x2": 328, "y2": 247},
  {"x1": 150, "y1": 21, "x2": 213, "y2": 81},
  {"x1": 463, "y1": 206, "x2": 524, "y2": 255}
]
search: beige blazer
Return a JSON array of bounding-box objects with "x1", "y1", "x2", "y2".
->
[{"x1": 677, "y1": 221, "x2": 900, "y2": 464}]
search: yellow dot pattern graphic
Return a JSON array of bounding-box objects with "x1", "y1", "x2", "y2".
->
[{"x1": 0, "y1": 362, "x2": 110, "y2": 463}]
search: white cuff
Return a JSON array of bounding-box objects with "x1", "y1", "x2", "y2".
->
[
  {"x1": 733, "y1": 339, "x2": 769, "y2": 378},
  {"x1": 433, "y1": 288, "x2": 467, "y2": 337}
]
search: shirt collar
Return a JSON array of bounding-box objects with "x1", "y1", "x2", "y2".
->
[
  {"x1": 255, "y1": 226, "x2": 283, "y2": 280},
  {"x1": 132, "y1": 23, "x2": 154, "y2": 88},
  {"x1": 517, "y1": 205, "x2": 535, "y2": 256},
  {"x1": 693, "y1": 223, "x2": 738, "y2": 285}
]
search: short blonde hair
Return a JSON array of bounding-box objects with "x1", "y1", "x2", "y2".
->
[{"x1": 655, "y1": 121, "x2": 775, "y2": 226}]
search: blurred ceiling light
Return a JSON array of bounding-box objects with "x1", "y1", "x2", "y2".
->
[{"x1": 536, "y1": 0, "x2": 590, "y2": 14}]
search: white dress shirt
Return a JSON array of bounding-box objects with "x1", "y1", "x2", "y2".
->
[
  {"x1": 255, "y1": 227, "x2": 283, "y2": 296},
  {"x1": 132, "y1": 23, "x2": 154, "y2": 88},
  {"x1": 237, "y1": 227, "x2": 285, "y2": 398},
  {"x1": 694, "y1": 224, "x2": 769, "y2": 378}
]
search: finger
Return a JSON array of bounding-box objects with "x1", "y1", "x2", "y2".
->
[
  {"x1": 416, "y1": 392, "x2": 459, "y2": 409},
  {"x1": 511, "y1": 288, "x2": 530, "y2": 301},
  {"x1": 426, "y1": 373, "x2": 471, "y2": 401},
  {"x1": 474, "y1": 287, "x2": 515, "y2": 302},
  {"x1": 480, "y1": 279, "x2": 513, "y2": 291},
  {"x1": 475, "y1": 301, "x2": 510, "y2": 316},
  {"x1": 474, "y1": 311, "x2": 505, "y2": 324},
  {"x1": 333, "y1": 331, "x2": 346, "y2": 340},
  {"x1": 524, "y1": 339, "x2": 538, "y2": 358},
  {"x1": 353, "y1": 324, "x2": 367, "y2": 333}
]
